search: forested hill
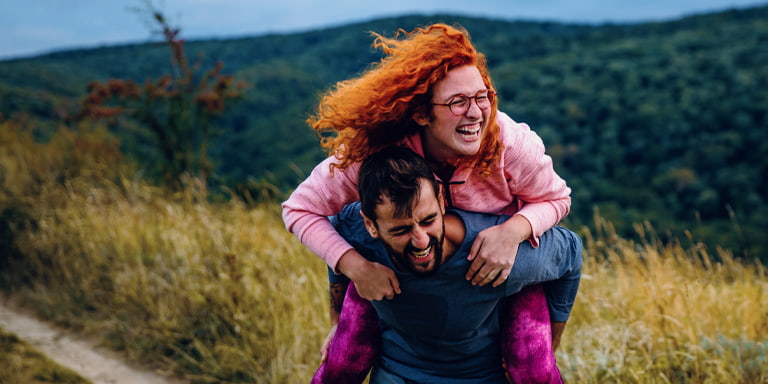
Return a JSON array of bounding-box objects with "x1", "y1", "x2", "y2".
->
[{"x1": 0, "y1": 6, "x2": 766, "y2": 260}]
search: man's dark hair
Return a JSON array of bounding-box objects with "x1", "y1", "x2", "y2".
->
[{"x1": 358, "y1": 146, "x2": 439, "y2": 223}]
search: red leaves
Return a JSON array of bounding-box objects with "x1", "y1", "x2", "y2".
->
[{"x1": 75, "y1": 80, "x2": 137, "y2": 120}]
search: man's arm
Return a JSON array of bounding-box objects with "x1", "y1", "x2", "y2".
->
[
  {"x1": 320, "y1": 280, "x2": 349, "y2": 363},
  {"x1": 330, "y1": 281, "x2": 349, "y2": 326}
]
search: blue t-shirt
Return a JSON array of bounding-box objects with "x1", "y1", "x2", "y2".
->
[{"x1": 330, "y1": 202, "x2": 582, "y2": 384}]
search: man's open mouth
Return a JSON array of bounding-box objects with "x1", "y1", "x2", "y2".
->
[{"x1": 409, "y1": 245, "x2": 432, "y2": 259}]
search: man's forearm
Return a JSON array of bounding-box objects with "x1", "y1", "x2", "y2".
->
[{"x1": 551, "y1": 321, "x2": 566, "y2": 351}]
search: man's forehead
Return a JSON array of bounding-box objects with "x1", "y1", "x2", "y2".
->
[{"x1": 375, "y1": 193, "x2": 440, "y2": 224}]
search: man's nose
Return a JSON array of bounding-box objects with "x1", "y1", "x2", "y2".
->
[{"x1": 411, "y1": 227, "x2": 430, "y2": 249}]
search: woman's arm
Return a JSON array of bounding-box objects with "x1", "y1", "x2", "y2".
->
[
  {"x1": 282, "y1": 156, "x2": 362, "y2": 270},
  {"x1": 499, "y1": 112, "x2": 571, "y2": 243},
  {"x1": 283, "y1": 164, "x2": 400, "y2": 300},
  {"x1": 467, "y1": 112, "x2": 572, "y2": 286}
]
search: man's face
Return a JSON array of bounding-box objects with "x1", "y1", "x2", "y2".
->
[{"x1": 362, "y1": 179, "x2": 446, "y2": 275}]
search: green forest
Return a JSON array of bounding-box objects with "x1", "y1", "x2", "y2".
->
[{"x1": 1, "y1": 5, "x2": 766, "y2": 261}]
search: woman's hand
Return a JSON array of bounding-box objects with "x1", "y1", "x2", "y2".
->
[
  {"x1": 337, "y1": 249, "x2": 401, "y2": 300},
  {"x1": 466, "y1": 215, "x2": 532, "y2": 287}
]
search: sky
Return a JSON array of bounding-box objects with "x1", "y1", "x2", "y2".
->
[{"x1": 1, "y1": 0, "x2": 766, "y2": 60}]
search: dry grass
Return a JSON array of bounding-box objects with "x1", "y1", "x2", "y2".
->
[
  {"x1": 5, "y1": 179, "x2": 329, "y2": 383},
  {"x1": 1, "y1": 122, "x2": 766, "y2": 383},
  {"x1": 559, "y1": 218, "x2": 767, "y2": 383},
  {"x1": 0, "y1": 327, "x2": 91, "y2": 384}
]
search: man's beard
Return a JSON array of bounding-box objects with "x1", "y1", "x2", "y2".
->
[{"x1": 384, "y1": 230, "x2": 445, "y2": 276}]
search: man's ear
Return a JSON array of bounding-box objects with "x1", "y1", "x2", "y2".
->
[{"x1": 360, "y1": 210, "x2": 379, "y2": 238}]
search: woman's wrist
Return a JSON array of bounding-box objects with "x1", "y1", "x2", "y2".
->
[
  {"x1": 504, "y1": 214, "x2": 533, "y2": 243},
  {"x1": 336, "y1": 249, "x2": 370, "y2": 281}
]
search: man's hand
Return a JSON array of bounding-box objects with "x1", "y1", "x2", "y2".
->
[
  {"x1": 551, "y1": 321, "x2": 566, "y2": 351},
  {"x1": 320, "y1": 324, "x2": 338, "y2": 363},
  {"x1": 337, "y1": 249, "x2": 401, "y2": 300},
  {"x1": 466, "y1": 215, "x2": 532, "y2": 287}
]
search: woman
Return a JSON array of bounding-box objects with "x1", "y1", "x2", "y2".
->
[{"x1": 282, "y1": 24, "x2": 573, "y2": 383}]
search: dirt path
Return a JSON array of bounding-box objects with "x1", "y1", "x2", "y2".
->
[{"x1": 0, "y1": 296, "x2": 187, "y2": 384}]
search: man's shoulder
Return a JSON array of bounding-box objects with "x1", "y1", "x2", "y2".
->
[
  {"x1": 330, "y1": 201, "x2": 361, "y2": 223},
  {"x1": 331, "y1": 202, "x2": 383, "y2": 257},
  {"x1": 330, "y1": 202, "x2": 365, "y2": 236},
  {"x1": 449, "y1": 209, "x2": 508, "y2": 233}
]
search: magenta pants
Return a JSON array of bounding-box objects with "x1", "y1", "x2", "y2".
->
[{"x1": 310, "y1": 282, "x2": 562, "y2": 383}]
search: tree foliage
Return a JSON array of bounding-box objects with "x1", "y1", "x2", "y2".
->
[{"x1": 68, "y1": 4, "x2": 244, "y2": 189}]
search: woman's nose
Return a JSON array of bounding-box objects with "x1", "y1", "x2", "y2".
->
[{"x1": 465, "y1": 97, "x2": 483, "y2": 118}]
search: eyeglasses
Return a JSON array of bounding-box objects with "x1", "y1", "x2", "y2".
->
[{"x1": 431, "y1": 90, "x2": 496, "y2": 116}]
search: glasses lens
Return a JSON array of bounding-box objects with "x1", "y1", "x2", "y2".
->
[
  {"x1": 448, "y1": 96, "x2": 469, "y2": 115},
  {"x1": 448, "y1": 91, "x2": 493, "y2": 115},
  {"x1": 476, "y1": 92, "x2": 492, "y2": 108}
]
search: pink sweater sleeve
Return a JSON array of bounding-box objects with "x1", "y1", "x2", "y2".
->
[
  {"x1": 498, "y1": 113, "x2": 571, "y2": 246},
  {"x1": 281, "y1": 156, "x2": 362, "y2": 271}
]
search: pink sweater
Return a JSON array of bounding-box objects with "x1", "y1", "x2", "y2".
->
[{"x1": 282, "y1": 112, "x2": 571, "y2": 271}]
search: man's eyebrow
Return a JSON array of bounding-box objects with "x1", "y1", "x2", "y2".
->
[
  {"x1": 387, "y1": 223, "x2": 412, "y2": 234},
  {"x1": 387, "y1": 213, "x2": 438, "y2": 234},
  {"x1": 421, "y1": 213, "x2": 438, "y2": 223}
]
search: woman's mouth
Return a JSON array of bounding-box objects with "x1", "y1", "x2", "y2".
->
[{"x1": 456, "y1": 124, "x2": 481, "y2": 141}]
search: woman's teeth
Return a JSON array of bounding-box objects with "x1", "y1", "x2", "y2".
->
[{"x1": 457, "y1": 126, "x2": 480, "y2": 139}]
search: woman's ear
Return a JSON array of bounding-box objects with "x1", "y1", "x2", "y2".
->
[{"x1": 412, "y1": 111, "x2": 430, "y2": 127}]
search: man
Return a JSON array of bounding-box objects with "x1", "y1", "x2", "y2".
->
[{"x1": 315, "y1": 146, "x2": 582, "y2": 383}]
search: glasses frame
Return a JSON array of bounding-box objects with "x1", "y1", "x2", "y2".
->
[{"x1": 430, "y1": 89, "x2": 496, "y2": 116}]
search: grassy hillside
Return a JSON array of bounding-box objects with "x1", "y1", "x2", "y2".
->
[{"x1": 1, "y1": 108, "x2": 766, "y2": 383}]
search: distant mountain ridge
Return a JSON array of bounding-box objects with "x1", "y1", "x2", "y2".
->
[{"x1": 1, "y1": 5, "x2": 766, "y2": 259}]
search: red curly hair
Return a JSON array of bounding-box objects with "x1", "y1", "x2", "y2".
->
[{"x1": 308, "y1": 23, "x2": 501, "y2": 173}]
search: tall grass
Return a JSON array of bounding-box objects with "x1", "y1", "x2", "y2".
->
[
  {"x1": 1, "y1": 122, "x2": 329, "y2": 382},
  {"x1": 561, "y1": 218, "x2": 767, "y2": 383},
  {"x1": 10, "y1": 181, "x2": 328, "y2": 383},
  {"x1": 1, "y1": 122, "x2": 766, "y2": 383}
]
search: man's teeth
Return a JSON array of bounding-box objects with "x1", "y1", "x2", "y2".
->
[{"x1": 410, "y1": 246, "x2": 431, "y2": 258}]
